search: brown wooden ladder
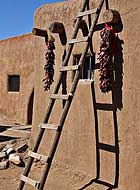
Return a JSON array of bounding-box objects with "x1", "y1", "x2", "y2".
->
[{"x1": 17, "y1": 0, "x2": 108, "y2": 189}]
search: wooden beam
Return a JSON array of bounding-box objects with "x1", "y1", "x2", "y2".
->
[
  {"x1": 48, "y1": 22, "x2": 67, "y2": 46},
  {"x1": 48, "y1": 22, "x2": 64, "y2": 34},
  {"x1": 103, "y1": 9, "x2": 120, "y2": 23},
  {"x1": 32, "y1": 28, "x2": 48, "y2": 37}
]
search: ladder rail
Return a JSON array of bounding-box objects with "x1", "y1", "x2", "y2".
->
[
  {"x1": 71, "y1": 0, "x2": 105, "y2": 93},
  {"x1": 87, "y1": 0, "x2": 94, "y2": 54},
  {"x1": 39, "y1": 68, "x2": 81, "y2": 190},
  {"x1": 17, "y1": 1, "x2": 90, "y2": 190}
]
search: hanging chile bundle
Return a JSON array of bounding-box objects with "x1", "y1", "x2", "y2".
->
[
  {"x1": 98, "y1": 23, "x2": 116, "y2": 93},
  {"x1": 42, "y1": 34, "x2": 55, "y2": 91}
]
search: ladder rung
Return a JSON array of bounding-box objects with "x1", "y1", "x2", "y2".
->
[
  {"x1": 50, "y1": 93, "x2": 72, "y2": 100},
  {"x1": 96, "y1": 103, "x2": 116, "y2": 111},
  {"x1": 20, "y1": 175, "x2": 40, "y2": 188},
  {"x1": 60, "y1": 65, "x2": 79, "y2": 72},
  {"x1": 38, "y1": 123, "x2": 58, "y2": 130},
  {"x1": 77, "y1": 8, "x2": 97, "y2": 17},
  {"x1": 68, "y1": 36, "x2": 88, "y2": 44},
  {"x1": 98, "y1": 143, "x2": 119, "y2": 153},
  {"x1": 28, "y1": 150, "x2": 48, "y2": 162}
]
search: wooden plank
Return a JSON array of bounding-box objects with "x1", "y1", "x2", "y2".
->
[
  {"x1": 48, "y1": 22, "x2": 67, "y2": 46},
  {"x1": 60, "y1": 65, "x2": 79, "y2": 71},
  {"x1": 68, "y1": 36, "x2": 88, "y2": 44},
  {"x1": 49, "y1": 22, "x2": 64, "y2": 34},
  {"x1": 77, "y1": 8, "x2": 97, "y2": 18},
  {"x1": 50, "y1": 94, "x2": 69, "y2": 100},
  {"x1": 20, "y1": 175, "x2": 40, "y2": 188},
  {"x1": 28, "y1": 151, "x2": 48, "y2": 162},
  {"x1": 32, "y1": 28, "x2": 47, "y2": 37},
  {"x1": 38, "y1": 123, "x2": 58, "y2": 130}
]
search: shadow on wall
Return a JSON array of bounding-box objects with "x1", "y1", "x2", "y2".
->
[
  {"x1": 0, "y1": 126, "x2": 13, "y2": 143},
  {"x1": 78, "y1": 12, "x2": 124, "y2": 190},
  {"x1": 114, "y1": 36, "x2": 124, "y2": 110},
  {"x1": 27, "y1": 90, "x2": 34, "y2": 125},
  {"x1": 0, "y1": 125, "x2": 11, "y2": 133},
  {"x1": 78, "y1": 82, "x2": 119, "y2": 190},
  {"x1": 0, "y1": 135, "x2": 16, "y2": 143}
]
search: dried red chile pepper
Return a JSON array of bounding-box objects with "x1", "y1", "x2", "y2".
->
[
  {"x1": 42, "y1": 39, "x2": 55, "y2": 91},
  {"x1": 98, "y1": 24, "x2": 116, "y2": 93}
]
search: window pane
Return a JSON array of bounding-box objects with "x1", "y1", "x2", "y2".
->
[
  {"x1": 73, "y1": 54, "x2": 95, "y2": 80},
  {"x1": 8, "y1": 75, "x2": 20, "y2": 92}
]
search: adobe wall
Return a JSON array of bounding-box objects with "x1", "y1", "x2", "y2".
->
[
  {"x1": 0, "y1": 34, "x2": 34, "y2": 125},
  {"x1": 31, "y1": 0, "x2": 140, "y2": 189}
]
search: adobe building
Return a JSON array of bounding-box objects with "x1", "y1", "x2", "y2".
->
[
  {"x1": 0, "y1": 0, "x2": 139, "y2": 189},
  {"x1": 0, "y1": 33, "x2": 34, "y2": 125},
  {"x1": 29, "y1": 0, "x2": 140, "y2": 189}
]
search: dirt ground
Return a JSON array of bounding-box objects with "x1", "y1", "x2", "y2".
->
[
  {"x1": 0, "y1": 159, "x2": 106, "y2": 190},
  {"x1": 0, "y1": 122, "x2": 112, "y2": 190},
  {"x1": 0, "y1": 122, "x2": 30, "y2": 190}
]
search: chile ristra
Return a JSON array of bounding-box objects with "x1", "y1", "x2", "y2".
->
[
  {"x1": 42, "y1": 39, "x2": 55, "y2": 91},
  {"x1": 98, "y1": 24, "x2": 116, "y2": 93}
]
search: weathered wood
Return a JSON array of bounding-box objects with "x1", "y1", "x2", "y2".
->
[
  {"x1": 77, "y1": 8, "x2": 97, "y2": 17},
  {"x1": 68, "y1": 36, "x2": 88, "y2": 44},
  {"x1": 49, "y1": 22, "x2": 67, "y2": 46},
  {"x1": 20, "y1": 175, "x2": 40, "y2": 188},
  {"x1": 49, "y1": 22, "x2": 64, "y2": 34},
  {"x1": 60, "y1": 65, "x2": 79, "y2": 72},
  {"x1": 38, "y1": 123, "x2": 58, "y2": 130},
  {"x1": 28, "y1": 151, "x2": 48, "y2": 162},
  {"x1": 50, "y1": 94, "x2": 69, "y2": 100},
  {"x1": 103, "y1": 9, "x2": 120, "y2": 23},
  {"x1": 32, "y1": 28, "x2": 48, "y2": 37}
]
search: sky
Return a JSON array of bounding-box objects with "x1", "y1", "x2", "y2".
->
[{"x1": 0, "y1": 0, "x2": 64, "y2": 40}]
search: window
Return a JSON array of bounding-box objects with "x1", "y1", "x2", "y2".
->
[
  {"x1": 8, "y1": 75, "x2": 20, "y2": 92},
  {"x1": 73, "y1": 54, "x2": 95, "y2": 80}
]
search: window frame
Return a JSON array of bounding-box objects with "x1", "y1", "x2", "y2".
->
[
  {"x1": 7, "y1": 74, "x2": 20, "y2": 92},
  {"x1": 73, "y1": 54, "x2": 95, "y2": 81}
]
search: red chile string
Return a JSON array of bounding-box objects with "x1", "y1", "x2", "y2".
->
[
  {"x1": 42, "y1": 40, "x2": 55, "y2": 91},
  {"x1": 98, "y1": 23, "x2": 116, "y2": 93}
]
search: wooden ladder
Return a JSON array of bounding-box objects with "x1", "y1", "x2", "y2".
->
[{"x1": 17, "y1": 0, "x2": 108, "y2": 189}]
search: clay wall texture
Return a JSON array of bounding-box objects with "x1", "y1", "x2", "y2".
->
[
  {"x1": 31, "y1": 0, "x2": 140, "y2": 189},
  {"x1": 0, "y1": 34, "x2": 34, "y2": 125}
]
